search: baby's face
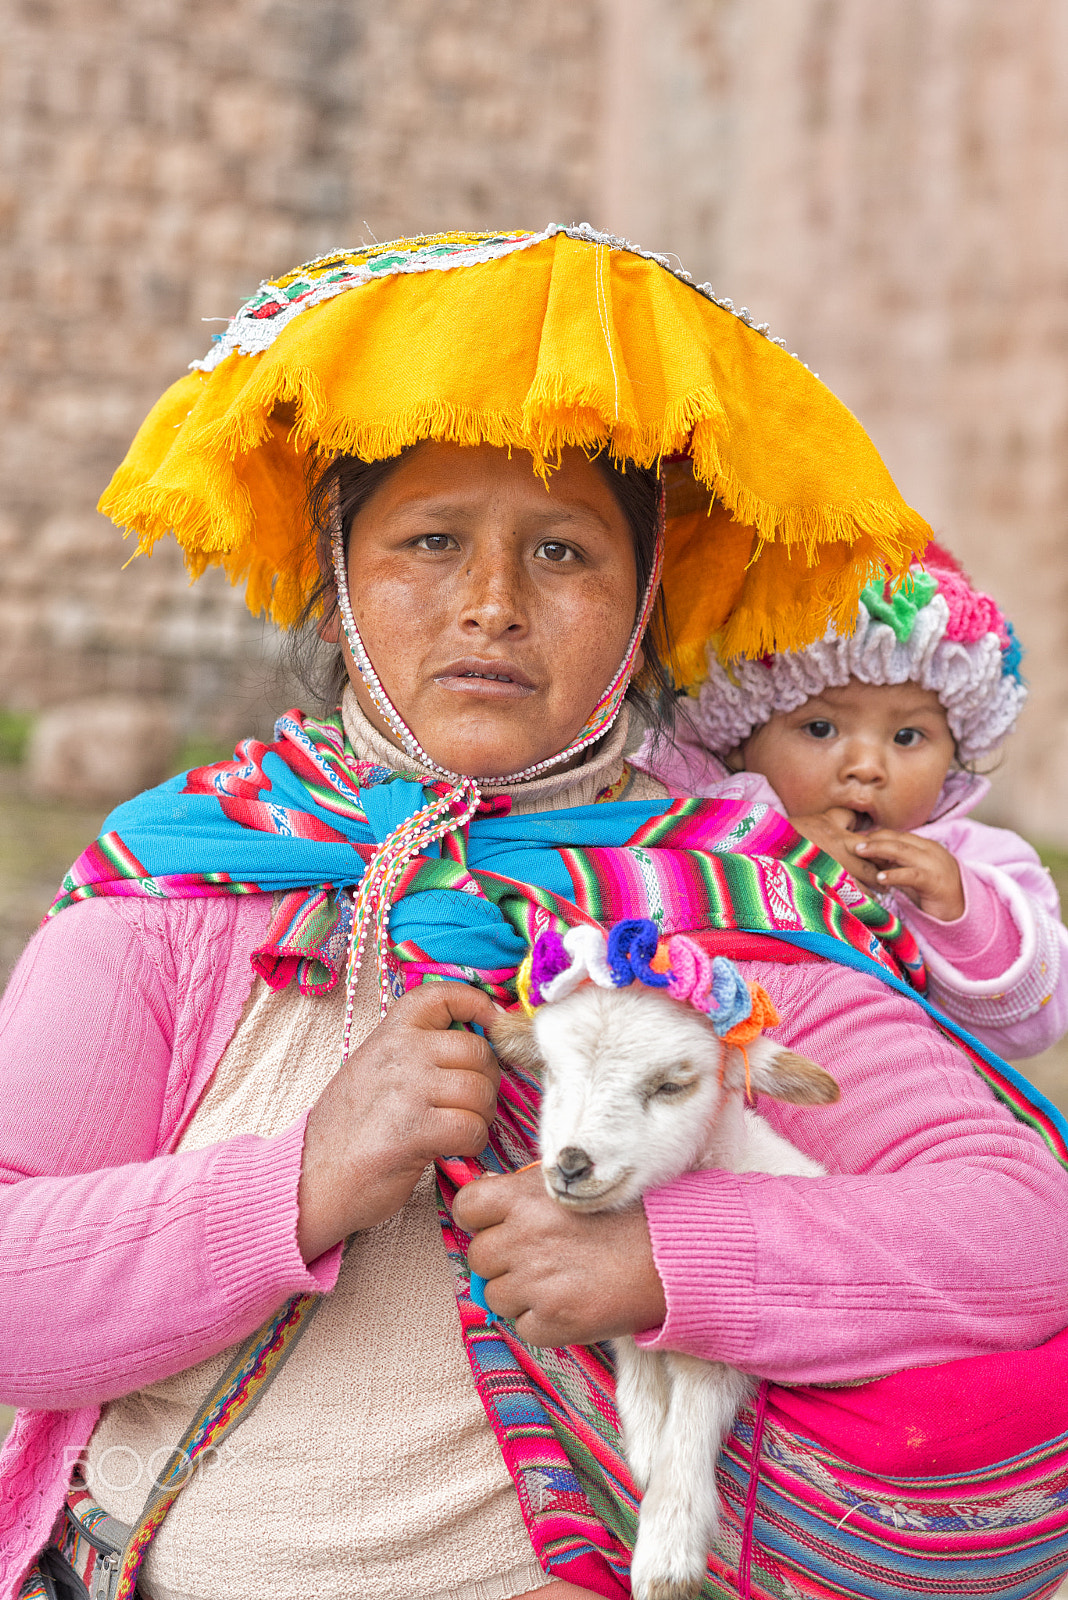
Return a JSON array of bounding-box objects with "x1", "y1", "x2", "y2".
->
[{"x1": 737, "y1": 680, "x2": 956, "y2": 833}]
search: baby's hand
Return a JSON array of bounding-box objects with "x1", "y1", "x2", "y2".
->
[
  {"x1": 788, "y1": 807, "x2": 867, "y2": 874},
  {"x1": 787, "y1": 812, "x2": 965, "y2": 922},
  {"x1": 854, "y1": 830, "x2": 965, "y2": 922}
]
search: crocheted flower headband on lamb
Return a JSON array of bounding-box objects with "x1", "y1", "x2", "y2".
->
[
  {"x1": 688, "y1": 544, "x2": 1025, "y2": 764},
  {"x1": 516, "y1": 918, "x2": 777, "y2": 1050}
]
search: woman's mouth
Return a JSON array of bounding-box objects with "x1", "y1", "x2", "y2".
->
[{"x1": 433, "y1": 658, "x2": 536, "y2": 699}]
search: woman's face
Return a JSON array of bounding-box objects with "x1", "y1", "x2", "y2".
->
[{"x1": 330, "y1": 442, "x2": 640, "y2": 778}]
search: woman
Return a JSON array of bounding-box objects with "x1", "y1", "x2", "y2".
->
[{"x1": 2, "y1": 226, "x2": 1068, "y2": 1600}]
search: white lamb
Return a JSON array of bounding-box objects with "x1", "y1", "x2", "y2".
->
[{"x1": 490, "y1": 928, "x2": 839, "y2": 1600}]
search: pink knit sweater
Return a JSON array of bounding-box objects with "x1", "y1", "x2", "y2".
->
[{"x1": 2, "y1": 895, "x2": 1068, "y2": 1594}]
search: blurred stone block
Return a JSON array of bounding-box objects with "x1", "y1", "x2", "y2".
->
[{"x1": 26, "y1": 696, "x2": 179, "y2": 803}]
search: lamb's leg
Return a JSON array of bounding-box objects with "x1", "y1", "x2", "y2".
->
[
  {"x1": 630, "y1": 1355, "x2": 753, "y2": 1600},
  {"x1": 612, "y1": 1336, "x2": 670, "y2": 1492}
]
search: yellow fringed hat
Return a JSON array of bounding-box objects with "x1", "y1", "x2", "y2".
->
[{"x1": 99, "y1": 224, "x2": 932, "y2": 685}]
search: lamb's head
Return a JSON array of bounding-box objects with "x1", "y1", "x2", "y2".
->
[
  {"x1": 495, "y1": 985, "x2": 730, "y2": 1208},
  {"x1": 490, "y1": 920, "x2": 839, "y2": 1212}
]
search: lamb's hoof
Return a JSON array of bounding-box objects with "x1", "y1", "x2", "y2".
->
[
  {"x1": 631, "y1": 1549, "x2": 706, "y2": 1600},
  {"x1": 630, "y1": 1503, "x2": 714, "y2": 1600},
  {"x1": 634, "y1": 1577, "x2": 704, "y2": 1600}
]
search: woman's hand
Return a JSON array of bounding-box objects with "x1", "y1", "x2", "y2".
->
[
  {"x1": 453, "y1": 1167, "x2": 667, "y2": 1346},
  {"x1": 854, "y1": 829, "x2": 965, "y2": 921},
  {"x1": 297, "y1": 982, "x2": 501, "y2": 1261}
]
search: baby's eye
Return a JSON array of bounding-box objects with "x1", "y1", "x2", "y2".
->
[
  {"x1": 535, "y1": 540, "x2": 577, "y2": 563},
  {"x1": 801, "y1": 719, "x2": 836, "y2": 740},
  {"x1": 894, "y1": 727, "x2": 925, "y2": 748}
]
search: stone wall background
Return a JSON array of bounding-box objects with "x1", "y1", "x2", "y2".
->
[
  {"x1": 1, "y1": 0, "x2": 1066, "y2": 839},
  {"x1": 0, "y1": 0, "x2": 601, "y2": 745},
  {"x1": 599, "y1": 0, "x2": 1068, "y2": 841}
]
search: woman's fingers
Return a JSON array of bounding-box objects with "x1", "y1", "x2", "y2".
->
[
  {"x1": 298, "y1": 983, "x2": 504, "y2": 1258},
  {"x1": 420, "y1": 1024, "x2": 501, "y2": 1078},
  {"x1": 425, "y1": 1105, "x2": 495, "y2": 1158},
  {"x1": 421, "y1": 1065, "x2": 499, "y2": 1159},
  {"x1": 453, "y1": 1167, "x2": 515, "y2": 1232},
  {"x1": 361, "y1": 982, "x2": 503, "y2": 1104},
  {"x1": 427, "y1": 1060, "x2": 500, "y2": 1115},
  {"x1": 408, "y1": 1027, "x2": 501, "y2": 1131},
  {"x1": 456, "y1": 1169, "x2": 667, "y2": 1346},
  {"x1": 373, "y1": 1024, "x2": 501, "y2": 1158},
  {"x1": 401, "y1": 979, "x2": 502, "y2": 1035}
]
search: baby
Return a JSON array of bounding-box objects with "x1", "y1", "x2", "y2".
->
[{"x1": 636, "y1": 545, "x2": 1068, "y2": 1061}]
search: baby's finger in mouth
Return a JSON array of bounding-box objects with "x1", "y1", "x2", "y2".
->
[{"x1": 854, "y1": 830, "x2": 907, "y2": 859}]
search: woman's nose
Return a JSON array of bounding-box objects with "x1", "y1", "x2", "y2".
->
[{"x1": 457, "y1": 545, "x2": 527, "y2": 636}]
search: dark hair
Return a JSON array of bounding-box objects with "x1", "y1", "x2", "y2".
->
[{"x1": 287, "y1": 448, "x2": 676, "y2": 735}]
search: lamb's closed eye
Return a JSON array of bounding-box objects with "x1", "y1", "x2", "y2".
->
[{"x1": 641, "y1": 1071, "x2": 699, "y2": 1105}]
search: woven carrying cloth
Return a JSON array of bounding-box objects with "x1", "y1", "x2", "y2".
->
[
  {"x1": 97, "y1": 224, "x2": 931, "y2": 671},
  {"x1": 48, "y1": 707, "x2": 926, "y2": 992},
  {"x1": 47, "y1": 714, "x2": 1068, "y2": 1599}
]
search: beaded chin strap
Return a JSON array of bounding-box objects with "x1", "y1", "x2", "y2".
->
[{"x1": 328, "y1": 473, "x2": 664, "y2": 1043}]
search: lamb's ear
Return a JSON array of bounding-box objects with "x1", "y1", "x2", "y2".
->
[
  {"x1": 487, "y1": 1011, "x2": 546, "y2": 1075},
  {"x1": 726, "y1": 1038, "x2": 840, "y2": 1105}
]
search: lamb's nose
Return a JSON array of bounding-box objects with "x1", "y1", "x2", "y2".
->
[{"x1": 556, "y1": 1146, "x2": 594, "y2": 1183}]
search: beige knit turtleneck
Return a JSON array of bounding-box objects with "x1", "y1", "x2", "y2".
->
[
  {"x1": 339, "y1": 684, "x2": 646, "y2": 814},
  {"x1": 87, "y1": 696, "x2": 667, "y2": 1600}
]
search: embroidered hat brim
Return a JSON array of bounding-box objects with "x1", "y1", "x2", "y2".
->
[{"x1": 98, "y1": 224, "x2": 932, "y2": 672}]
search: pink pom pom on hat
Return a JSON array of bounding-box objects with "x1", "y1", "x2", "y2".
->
[{"x1": 687, "y1": 541, "x2": 1025, "y2": 764}]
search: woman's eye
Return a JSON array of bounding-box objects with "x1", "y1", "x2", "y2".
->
[
  {"x1": 894, "y1": 727, "x2": 924, "y2": 748},
  {"x1": 535, "y1": 540, "x2": 577, "y2": 563},
  {"x1": 802, "y1": 719, "x2": 835, "y2": 740},
  {"x1": 414, "y1": 533, "x2": 457, "y2": 552}
]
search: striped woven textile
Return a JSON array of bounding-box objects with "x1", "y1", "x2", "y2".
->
[
  {"x1": 714, "y1": 1403, "x2": 1068, "y2": 1600},
  {"x1": 46, "y1": 709, "x2": 926, "y2": 998}
]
